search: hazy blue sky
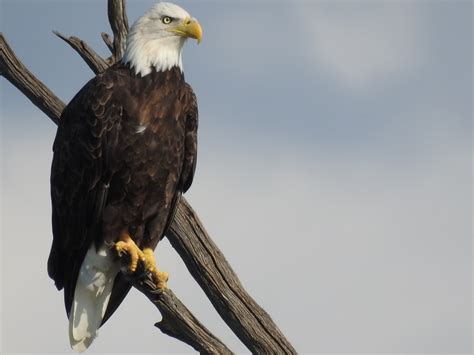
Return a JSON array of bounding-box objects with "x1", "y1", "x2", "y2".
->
[{"x1": 1, "y1": 0, "x2": 472, "y2": 354}]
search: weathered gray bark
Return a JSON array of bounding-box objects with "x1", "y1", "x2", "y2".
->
[
  {"x1": 0, "y1": 0, "x2": 297, "y2": 353},
  {"x1": 127, "y1": 271, "x2": 232, "y2": 354},
  {"x1": 169, "y1": 200, "x2": 296, "y2": 353},
  {"x1": 0, "y1": 33, "x2": 63, "y2": 125},
  {"x1": 53, "y1": 31, "x2": 109, "y2": 74},
  {"x1": 107, "y1": 0, "x2": 128, "y2": 62}
]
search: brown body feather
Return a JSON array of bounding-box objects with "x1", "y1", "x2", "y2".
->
[{"x1": 48, "y1": 62, "x2": 198, "y2": 321}]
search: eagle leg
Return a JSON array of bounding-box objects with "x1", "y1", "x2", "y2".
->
[
  {"x1": 141, "y1": 248, "x2": 169, "y2": 289},
  {"x1": 114, "y1": 233, "x2": 143, "y2": 273}
]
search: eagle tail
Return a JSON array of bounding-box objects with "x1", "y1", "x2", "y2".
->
[{"x1": 69, "y1": 245, "x2": 120, "y2": 352}]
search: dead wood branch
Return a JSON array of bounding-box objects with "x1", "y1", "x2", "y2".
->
[
  {"x1": 169, "y1": 199, "x2": 297, "y2": 354},
  {"x1": 0, "y1": 33, "x2": 63, "y2": 125},
  {"x1": 101, "y1": 32, "x2": 114, "y2": 53},
  {"x1": 128, "y1": 271, "x2": 233, "y2": 354},
  {"x1": 108, "y1": 0, "x2": 128, "y2": 62},
  {"x1": 53, "y1": 31, "x2": 108, "y2": 74}
]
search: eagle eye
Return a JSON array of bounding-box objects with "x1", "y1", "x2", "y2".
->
[{"x1": 162, "y1": 16, "x2": 172, "y2": 24}]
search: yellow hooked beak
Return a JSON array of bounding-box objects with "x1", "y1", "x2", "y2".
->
[{"x1": 169, "y1": 17, "x2": 203, "y2": 44}]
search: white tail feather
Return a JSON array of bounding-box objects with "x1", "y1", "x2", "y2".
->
[{"x1": 69, "y1": 245, "x2": 120, "y2": 352}]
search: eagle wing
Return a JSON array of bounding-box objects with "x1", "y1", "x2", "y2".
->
[
  {"x1": 48, "y1": 70, "x2": 123, "y2": 315},
  {"x1": 161, "y1": 83, "x2": 198, "y2": 234},
  {"x1": 180, "y1": 83, "x2": 199, "y2": 193}
]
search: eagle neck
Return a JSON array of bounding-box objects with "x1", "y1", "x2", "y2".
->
[
  {"x1": 126, "y1": 65, "x2": 184, "y2": 84},
  {"x1": 121, "y1": 30, "x2": 185, "y2": 77}
]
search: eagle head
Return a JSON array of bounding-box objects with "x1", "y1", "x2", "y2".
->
[{"x1": 122, "y1": 2, "x2": 202, "y2": 76}]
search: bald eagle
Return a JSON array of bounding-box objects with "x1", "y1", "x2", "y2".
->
[{"x1": 47, "y1": 3, "x2": 202, "y2": 351}]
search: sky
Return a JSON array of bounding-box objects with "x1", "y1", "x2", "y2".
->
[{"x1": 0, "y1": 0, "x2": 472, "y2": 354}]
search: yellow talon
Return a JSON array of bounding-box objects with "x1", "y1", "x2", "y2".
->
[
  {"x1": 142, "y1": 248, "x2": 169, "y2": 289},
  {"x1": 114, "y1": 234, "x2": 143, "y2": 273},
  {"x1": 114, "y1": 235, "x2": 168, "y2": 288}
]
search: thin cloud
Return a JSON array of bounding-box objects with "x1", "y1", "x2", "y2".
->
[{"x1": 300, "y1": 2, "x2": 424, "y2": 91}]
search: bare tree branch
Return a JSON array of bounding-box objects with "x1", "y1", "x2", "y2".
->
[
  {"x1": 101, "y1": 32, "x2": 114, "y2": 53},
  {"x1": 128, "y1": 272, "x2": 233, "y2": 354},
  {"x1": 169, "y1": 199, "x2": 297, "y2": 354},
  {"x1": 53, "y1": 31, "x2": 109, "y2": 74},
  {"x1": 108, "y1": 0, "x2": 128, "y2": 62},
  {"x1": 0, "y1": 33, "x2": 63, "y2": 124}
]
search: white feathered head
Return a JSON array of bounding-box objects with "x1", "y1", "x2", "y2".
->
[{"x1": 122, "y1": 2, "x2": 202, "y2": 76}]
